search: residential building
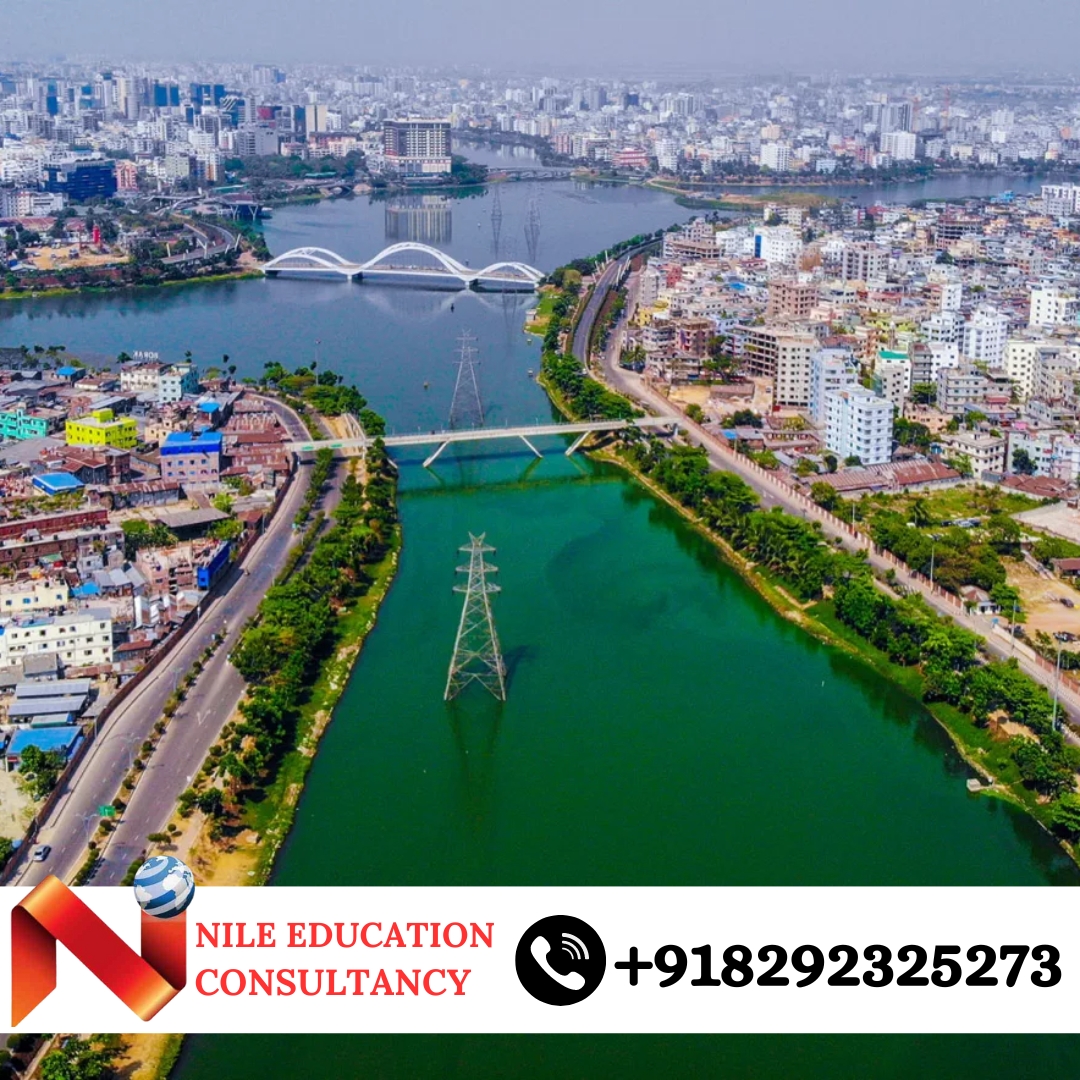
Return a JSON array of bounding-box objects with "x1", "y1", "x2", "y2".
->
[
  {"x1": 873, "y1": 351, "x2": 912, "y2": 409},
  {"x1": 842, "y1": 242, "x2": 888, "y2": 287},
  {"x1": 0, "y1": 579, "x2": 69, "y2": 616},
  {"x1": 743, "y1": 328, "x2": 817, "y2": 407},
  {"x1": 937, "y1": 365, "x2": 990, "y2": 415},
  {"x1": 880, "y1": 131, "x2": 917, "y2": 161},
  {"x1": 65, "y1": 408, "x2": 138, "y2": 449},
  {"x1": 0, "y1": 407, "x2": 49, "y2": 441},
  {"x1": 808, "y1": 349, "x2": 858, "y2": 426},
  {"x1": 760, "y1": 142, "x2": 792, "y2": 172},
  {"x1": 824, "y1": 388, "x2": 894, "y2": 466},
  {"x1": 0, "y1": 609, "x2": 113, "y2": 670},
  {"x1": 1029, "y1": 285, "x2": 1078, "y2": 329},
  {"x1": 42, "y1": 157, "x2": 117, "y2": 201},
  {"x1": 754, "y1": 225, "x2": 802, "y2": 265},
  {"x1": 938, "y1": 431, "x2": 1007, "y2": 479},
  {"x1": 159, "y1": 430, "x2": 223, "y2": 486},
  {"x1": 767, "y1": 279, "x2": 818, "y2": 320},
  {"x1": 962, "y1": 306, "x2": 1009, "y2": 366}
]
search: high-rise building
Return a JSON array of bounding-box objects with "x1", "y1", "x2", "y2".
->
[
  {"x1": 962, "y1": 306, "x2": 1009, "y2": 366},
  {"x1": 809, "y1": 349, "x2": 858, "y2": 426},
  {"x1": 43, "y1": 157, "x2": 117, "y2": 202},
  {"x1": 824, "y1": 388, "x2": 894, "y2": 465},
  {"x1": 382, "y1": 119, "x2": 452, "y2": 176}
]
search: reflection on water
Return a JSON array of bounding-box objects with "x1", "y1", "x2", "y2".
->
[{"x1": 383, "y1": 195, "x2": 453, "y2": 245}]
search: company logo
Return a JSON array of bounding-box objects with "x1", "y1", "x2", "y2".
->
[
  {"x1": 515, "y1": 915, "x2": 606, "y2": 1006},
  {"x1": 11, "y1": 857, "x2": 194, "y2": 1025}
]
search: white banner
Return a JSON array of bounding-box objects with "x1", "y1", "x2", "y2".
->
[{"x1": 3, "y1": 883, "x2": 1076, "y2": 1033}]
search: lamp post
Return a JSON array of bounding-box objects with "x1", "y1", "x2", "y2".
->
[
  {"x1": 1052, "y1": 641, "x2": 1063, "y2": 731},
  {"x1": 78, "y1": 810, "x2": 97, "y2": 847}
]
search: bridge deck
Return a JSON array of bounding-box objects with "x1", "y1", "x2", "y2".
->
[{"x1": 286, "y1": 417, "x2": 675, "y2": 453}]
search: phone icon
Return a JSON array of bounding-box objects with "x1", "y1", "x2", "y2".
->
[
  {"x1": 530, "y1": 934, "x2": 586, "y2": 991},
  {"x1": 516, "y1": 915, "x2": 605, "y2": 1005}
]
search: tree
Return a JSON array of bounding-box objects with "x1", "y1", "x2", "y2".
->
[
  {"x1": 843, "y1": 455, "x2": 862, "y2": 468},
  {"x1": 823, "y1": 453, "x2": 838, "y2": 474},
  {"x1": 910, "y1": 498, "x2": 933, "y2": 528},
  {"x1": 910, "y1": 382, "x2": 938, "y2": 405},
  {"x1": 810, "y1": 481, "x2": 842, "y2": 512},
  {"x1": 17, "y1": 745, "x2": 67, "y2": 800},
  {"x1": 0, "y1": 837, "x2": 14, "y2": 870},
  {"x1": 1012, "y1": 448, "x2": 1037, "y2": 475},
  {"x1": 39, "y1": 1037, "x2": 120, "y2": 1080},
  {"x1": 1051, "y1": 794, "x2": 1080, "y2": 838},
  {"x1": 685, "y1": 403, "x2": 705, "y2": 423}
]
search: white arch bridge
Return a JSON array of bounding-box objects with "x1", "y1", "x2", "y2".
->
[{"x1": 262, "y1": 243, "x2": 544, "y2": 290}]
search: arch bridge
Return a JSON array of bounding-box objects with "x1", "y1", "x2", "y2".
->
[{"x1": 262, "y1": 243, "x2": 544, "y2": 290}]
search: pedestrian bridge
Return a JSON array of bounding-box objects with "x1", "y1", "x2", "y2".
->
[
  {"x1": 288, "y1": 417, "x2": 676, "y2": 468},
  {"x1": 262, "y1": 243, "x2": 544, "y2": 290}
]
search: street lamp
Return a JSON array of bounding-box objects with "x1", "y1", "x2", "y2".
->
[
  {"x1": 1052, "y1": 641, "x2": 1064, "y2": 731},
  {"x1": 78, "y1": 810, "x2": 97, "y2": 847}
]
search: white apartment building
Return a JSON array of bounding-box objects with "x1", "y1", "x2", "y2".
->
[
  {"x1": 1029, "y1": 285, "x2": 1078, "y2": 329},
  {"x1": 0, "y1": 609, "x2": 113, "y2": 670},
  {"x1": 880, "y1": 131, "x2": 917, "y2": 161},
  {"x1": 962, "y1": 306, "x2": 1009, "y2": 366},
  {"x1": 754, "y1": 225, "x2": 802, "y2": 266},
  {"x1": 0, "y1": 579, "x2": 70, "y2": 616},
  {"x1": 808, "y1": 349, "x2": 858, "y2": 426},
  {"x1": 824, "y1": 388, "x2": 894, "y2": 466},
  {"x1": 1004, "y1": 337, "x2": 1048, "y2": 401},
  {"x1": 760, "y1": 142, "x2": 792, "y2": 172},
  {"x1": 1042, "y1": 184, "x2": 1080, "y2": 217},
  {"x1": 119, "y1": 362, "x2": 200, "y2": 404},
  {"x1": 924, "y1": 310, "x2": 963, "y2": 345}
]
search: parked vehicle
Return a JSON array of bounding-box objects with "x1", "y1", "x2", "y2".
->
[{"x1": 31, "y1": 844, "x2": 51, "y2": 862}]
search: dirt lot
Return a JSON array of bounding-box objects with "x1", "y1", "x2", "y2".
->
[
  {"x1": 1005, "y1": 559, "x2": 1080, "y2": 639},
  {"x1": 1015, "y1": 503, "x2": 1080, "y2": 544},
  {"x1": 0, "y1": 760, "x2": 37, "y2": 841},
  {"x1": 26, "y1": 246, "x2": 126, "y2": 271}
]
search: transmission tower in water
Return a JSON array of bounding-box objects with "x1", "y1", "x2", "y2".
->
[
  {"x1": 448, "y1": 331, "x2": 485, "y2": 430},
  {"x1": 490, "y1": 183, "x2": 503, "y2": 257},
  {"x1": 444, "y1": 534, "x2": 507, "y2": 701},
  {"x1": 524, "y1": 195, "x2": 541, "y2": 266}
]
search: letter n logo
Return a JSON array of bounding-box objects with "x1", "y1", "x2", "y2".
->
[{"x1": 11, "y1": 875, "x2": 186, "y2": 1025}]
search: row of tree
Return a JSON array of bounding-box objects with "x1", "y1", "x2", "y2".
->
[
  {"x1": 223, "y1": 437, "x2": 397, "y2": 803},
  {"x1": 618, "y1": 433, "x2": 1080, "y2": 834}
]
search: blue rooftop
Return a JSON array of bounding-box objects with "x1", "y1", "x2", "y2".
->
[
  {"x1": 9, "y1": 727, "x2": 82, "y2": 760},
  {"x1": 197, "y1": 400, "x2": 221, "y2": 413},
  {"x1": 72, "y1": 582, "x2": 101, "y2": 597},
  {"x1": 161, "y1": 431, "x2": 223, "y2": 454},
  {"x1": 57, "y1": 366, "x2": 80, "y2": 377},
  {"x1": 33, "y1": 472, "x2": 84, "y2": 495}
]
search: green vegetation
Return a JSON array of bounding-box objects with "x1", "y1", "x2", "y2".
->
[
  {"x1": 261, "y1": 362, "x2": 385, "y2": 436},
  {"x1": 541, "y1": 352, "x2": 640, "y2": 421},
  {"x1": 614, "y1": 433, "x2": 1080, "y2": 847},
  {"x1": 120, "y1": 520, "x2": 178, "y2": 560},
  {"x1": 16, "y1": 744, "x2": 67, "y2": 800},
  {"x1": 0, "y1": 837, "x2": 14, "y2": 871},
  {"x1": 39, "y1": 1036, "x2": 122, "y2": 1080},
  {"x1": 189, "y1": 435, "x2": 399, "y2": 869}
]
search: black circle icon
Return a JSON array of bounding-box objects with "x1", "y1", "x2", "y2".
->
[{"x1": 515, "y1": 915, "x2": 606, "y2": 1006}]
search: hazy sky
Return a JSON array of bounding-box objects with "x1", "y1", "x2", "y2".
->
[{"x1": 5, "y1": 0, "x2": 1078, "y2": 73}]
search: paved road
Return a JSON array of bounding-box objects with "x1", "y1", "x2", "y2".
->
[
  {"x1": 584, "y1": 266, "x2": 1080, "y2": 726},
  {"x1": 10, "y1": 397, "x2": 320, "y2": 888}
]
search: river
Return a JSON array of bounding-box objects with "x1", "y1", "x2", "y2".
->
[{"x1": 2, "y1": 177, "x2": 1078, "y2": 1075}]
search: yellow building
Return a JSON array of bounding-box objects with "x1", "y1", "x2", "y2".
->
[{"x1": 65, "y1": 408, "x2": 138, "y2": 449}]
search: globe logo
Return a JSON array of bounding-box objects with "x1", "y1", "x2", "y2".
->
[{"x1": 133, "y1": 855, "x2": 195, "y2": 919}]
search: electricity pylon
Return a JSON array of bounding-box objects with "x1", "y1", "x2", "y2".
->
[
  {"x1": 448, "y1": 330, "x2": 485, "y2": 430},
  {"x1": 444, "y1": 534, "x2": 506, "y2": 701}
]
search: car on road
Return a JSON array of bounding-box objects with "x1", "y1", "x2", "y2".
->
[{"x1": 31, "y1": 844, "x2": 51, "y2": 862}]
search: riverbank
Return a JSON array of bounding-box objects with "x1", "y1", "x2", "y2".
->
[
  {"x1": 0, "y1": 268, "x2": 263, "y2": 303},
  {"x1": 535, "y1": 336, "x2": 1080, "y2": 865},
  {"x1": 645, "y1": 178, "x2": 834, "y2": 211}
]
